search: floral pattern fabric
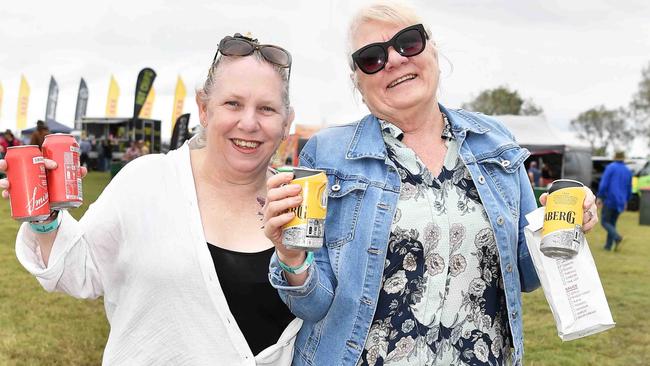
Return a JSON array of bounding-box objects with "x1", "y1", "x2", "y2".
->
[{"x1": 358, "y1": 116, "x2": 512, "y2": 366}]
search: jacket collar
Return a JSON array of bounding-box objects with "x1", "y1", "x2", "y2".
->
[{"x1": 346, "y1": 104, "x2": 489, "y2": 160}]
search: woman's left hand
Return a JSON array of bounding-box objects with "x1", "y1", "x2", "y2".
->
[{"x1": 539, "y1": 186, "x2": 599, "y2": 233}]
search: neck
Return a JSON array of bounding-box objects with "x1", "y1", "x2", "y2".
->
[
  {"x1": 377, "y1": 100, "x2": 444, "y2": 142},
  {"x1": 190, "y1": 148, "x2": 268, "y2": 199}
]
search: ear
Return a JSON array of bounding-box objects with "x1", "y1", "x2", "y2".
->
[
  {"x1": 283, "y1": 107, "x2": 295, "y2": 139},
  {"x1": 195, "y1": 92, "x2": 208, "y2": 127}
]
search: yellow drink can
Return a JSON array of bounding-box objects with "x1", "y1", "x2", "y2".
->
[
  {"x1": 540, "y1": 179, "x2": 585, "y2": 258},
  {"x1": 282, "y1": 167, "x2": 328, "y2": 251}
]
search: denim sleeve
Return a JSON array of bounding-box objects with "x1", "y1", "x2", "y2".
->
[
  {"x1": 517, "y1": 166, "x2": 541, "y2": 292},
  {"x1": 267, "y1": 137, "x2": 336, "y2": 321}
]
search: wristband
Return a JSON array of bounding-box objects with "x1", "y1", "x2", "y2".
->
[
  {"x1": 278, "y1": 251, "x2": 314, "y2": 275},
  {"x1": 29, "y1": 210, "x2": 61, "y2": 234}
]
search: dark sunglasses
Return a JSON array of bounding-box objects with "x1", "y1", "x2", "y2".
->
[
  {"x1": 214, "y1": 34, "x2": 292, "y2": 79},
  {"x1": 351, "y1": 24, "x2": 429, "y2": 75}
]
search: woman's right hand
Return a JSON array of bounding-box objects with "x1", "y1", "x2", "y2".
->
[
  {"x1": 0, "y1": 159, "x2": 88, "y2": 199},
  {"x1": 263, "y1": 172, "x2": 308, "y2": 266}
]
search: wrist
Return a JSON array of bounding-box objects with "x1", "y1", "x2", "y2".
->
[
  {"x1": 277, "y1": 251, "x2": 307, "y2": 267},
  {"x1": 29, "y1": 210, "x2": 61, "y2": 234},
  {"x1": 278, "y1": 251, "x2": 314, "y2": 275}
]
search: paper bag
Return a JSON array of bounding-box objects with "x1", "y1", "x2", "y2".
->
[{"x1": 525, "y1": 207, "x2": 615, "y2": 341}]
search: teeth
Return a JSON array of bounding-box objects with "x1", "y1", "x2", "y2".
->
[
  {"x1": 388, "y1": 74, "x2": 416, "y2": 88},
  {"x1": 233, "y1": 139, "x2": 260, "y2": 148}
]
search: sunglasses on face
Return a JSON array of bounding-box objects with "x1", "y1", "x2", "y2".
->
[
  {"x1": 215, "y1": 34, "x2": 292, "y2": 79},
  {"x1": 351, "y1": 24, "x2": 429, "y2": 75}
]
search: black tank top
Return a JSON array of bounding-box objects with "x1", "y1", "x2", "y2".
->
[{"x1": 207, "y1": 243, "x2": 294, "y2": 355}]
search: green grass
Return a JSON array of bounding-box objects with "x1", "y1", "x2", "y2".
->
[
  {"x1": 523, "y1": 210, "x2": 650, "y2": 366},
  {"x1": 0, "y1": 172, "x2": 110, "y2": 365},
  {"x1": 1, "y1": 173, "x2": 649, "y2": 364}
]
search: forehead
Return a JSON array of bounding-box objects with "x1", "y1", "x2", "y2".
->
[
  {"x1": 352, "y1": 20, "x2": 411, "y2": 49},
  {"x1": 211, "y1": 57, "x2": 284, "y2": 99}
]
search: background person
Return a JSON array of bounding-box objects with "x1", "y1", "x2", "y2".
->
[
  {"x1": 29, "y1": 120, "x2": 50, "y2": 148},
  {"x1": 263, "y1": 2, "x2": 599, "y2": 365},
  {"x1": 1, "y1": 32, "x2": 299, "y2": 365},
  {"x1": 528, "y1": 161, "x2": 541, "y2": 187},
  {"x1": 597, "y1": 151, "x2": 633, "y2": 251},
  {"x1": 79, "y1": 135, "x2": 92, "y2": 169},
  {"x1": 123, "y1": 140, "x2": 142, "y2": 162}
]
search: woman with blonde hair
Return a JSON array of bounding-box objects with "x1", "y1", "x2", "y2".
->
[{"x1": 263, "y1": 2, "x2": 599, "y2": 365}]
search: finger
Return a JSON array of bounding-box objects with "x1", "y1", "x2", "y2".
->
[
  {"x1": 0, "y1": 159, "x2": 6, "y2": 171},
  {"x1": 0, "y1": 178, "x2": 8, "y2": 190},
  {"x1": 263, "y1": 212, "x2": 295, "y2": 245},
  {"x1": 80, "y1": 166, "x2": 88, "y2": 178},
  {"x1": 539, "y1": 193, "x2": 548, "y2": 206},
  {"x1": 265, "y1": 195, "x2": 302, "y2": 218},
  {"x1": 44, "y1": 159, "x2": 58, "y2": 170},
  {"x1": 266, "y1": 172, "x2": 294, "y2": 190},
  {"x1": 266, "y1": 184, "x2": 302, "y2": 203},
  {"x1": 582, "y1": 187, "x2": 596, "y2": 208},
  {"x1": 2, "y1": 189, "x2": 8, "y2": 199}
]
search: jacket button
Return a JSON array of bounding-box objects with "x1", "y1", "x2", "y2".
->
[
  {"x1": 512, "y1": 310, "x2": 518, "y2": 318},
  {"x1": 501, "y1": 160, "x2": 511, "y2": 167},
  {"x1": 478, "y1": 176, "x2": 486, "y2": 184},
  {"x1": 506, "y1": 263, "x2": 513, "y2": 272},
  {"x1": 331, "y1": 184, "x2": 341, "y2": 192},
  {"x1": 497, "y1": 216, "x2": 505, "y2": 225}
]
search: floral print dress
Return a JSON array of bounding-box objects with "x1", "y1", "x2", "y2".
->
[{"x1": 358, "y1": 116, "x2": 512, "y2": 366}]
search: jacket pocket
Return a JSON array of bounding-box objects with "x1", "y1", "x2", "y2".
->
[
  {"x1": 324, "y1": 172, "x2": 368, "y2": 248},
  {"x1": 475, "y1": 144, "x2": 529, "y2": 174},
  {"x1": 477, "y1": 145, "x2": 530, "y2": 217}
]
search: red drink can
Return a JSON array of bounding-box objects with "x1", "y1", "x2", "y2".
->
[
  {"x1": 42, "y1": 134, "x2": 83, "y2": 209},
  {"x1": 5, "y1": 145, "x2": 51, "y2": 221}
]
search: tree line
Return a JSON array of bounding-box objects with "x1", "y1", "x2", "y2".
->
[{"x1": 462, "y1": 61, "x2": 650, "y2": 156}]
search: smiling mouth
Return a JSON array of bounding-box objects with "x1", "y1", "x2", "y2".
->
[
  {"x1": 231, "y1": 138, "x2": 261, "y2": 149},
  {"x1": 388, "y1": 74, "x2": 417, "y2": 88}
]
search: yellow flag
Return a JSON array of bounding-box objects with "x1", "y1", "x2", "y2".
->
[
  {"x1": 171, "y1": 76, "x2": 186, "y2": 132},
  {"x1": 139, "y1": 87, "x2": 156, "y2": 119},
  {"x1": 16, "y1": 75, "x2": 30, "y2": 130},
  {"x1": 0, "y1": 81, "x2": 4, "y2": 119},
  {"x1": 105, "y1": 75, "x2": 120, "y2": 117}
]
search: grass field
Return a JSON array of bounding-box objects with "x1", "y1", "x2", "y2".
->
[{"x1": 1, "y1": 172, "x2": 649, "y2": 365}]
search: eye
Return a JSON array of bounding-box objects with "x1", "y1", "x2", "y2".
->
[
  {"x1": 260, "y1": 105, "x2": 277, "y2": 114},
  {"x1": 224, "y1": 101, "x2": 241, "y2": 109}
]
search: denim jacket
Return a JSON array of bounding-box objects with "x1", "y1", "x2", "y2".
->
[{"x1": 269, "y1": 105, "x2": 540, "y2": 366}]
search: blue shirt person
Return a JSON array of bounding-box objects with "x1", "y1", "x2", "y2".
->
[{"x1": 597, "y1": 153, "x2": 632, "y2": 251}]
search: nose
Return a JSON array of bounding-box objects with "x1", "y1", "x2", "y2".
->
[
  {"x1": 384, "y1": 47, "x2": 408, "y2": 72},
  {"x1": 238, "y1": 106, "x2": 259, "y2": 132}
]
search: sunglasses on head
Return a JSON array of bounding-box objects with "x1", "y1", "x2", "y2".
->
[
  {"x1": 215, "y1": 33, "x2": 292, "y2": 79},
  {"x1": 351, "y1": 24, "x2": 429, "y2": 75}
]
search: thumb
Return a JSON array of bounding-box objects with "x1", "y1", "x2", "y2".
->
[
  {"x1": 539, "y1": 193, "x2": 548, "y2": 206},
  {"x1": 43, "y1": 159, "x2": 58, "y2": 170}
]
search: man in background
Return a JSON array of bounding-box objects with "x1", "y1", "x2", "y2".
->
[
  {"x1": 597, "y1": 151, "x2": 633, "y2": 251},
  {"x1": 528, "y1": 161, "x2": 541, "y2": 187},
  {"x1": 29, "y1": 120, "x2": 50, "y2": 148}
]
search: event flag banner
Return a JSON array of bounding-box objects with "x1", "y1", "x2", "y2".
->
[
  {"x1": 133, "y1": 67, "x2": 156, "y2": 120},
  {"x1": 16, "y1": 75, "x2": 30, "y2": 130},
  {"x1": 171, "y1": 75, "x2": 186, "y2": 133},
  {"x1": 170, "y1": 113, "x2": 190, "y2": 150},
  {"x1": 74, "y1": 78, "x2": 89, "y2": 130},
  {"x1": 45, "y1": 76, "x2": 59, "y2": 122},
  {"x1": 105, "y1": 75, "x2": 120, "y2": 117},
  {"x1": 139, "y1": 87, "x2": 156, "y2": 119}
]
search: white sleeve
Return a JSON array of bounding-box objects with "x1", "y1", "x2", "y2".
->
[{"x1": 15, "y1": 177, "x2": 125, "y2": 300}]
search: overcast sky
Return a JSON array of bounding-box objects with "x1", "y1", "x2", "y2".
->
[{"x1": 1, "y1": 0, "x2": 649, "y2": 152}]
